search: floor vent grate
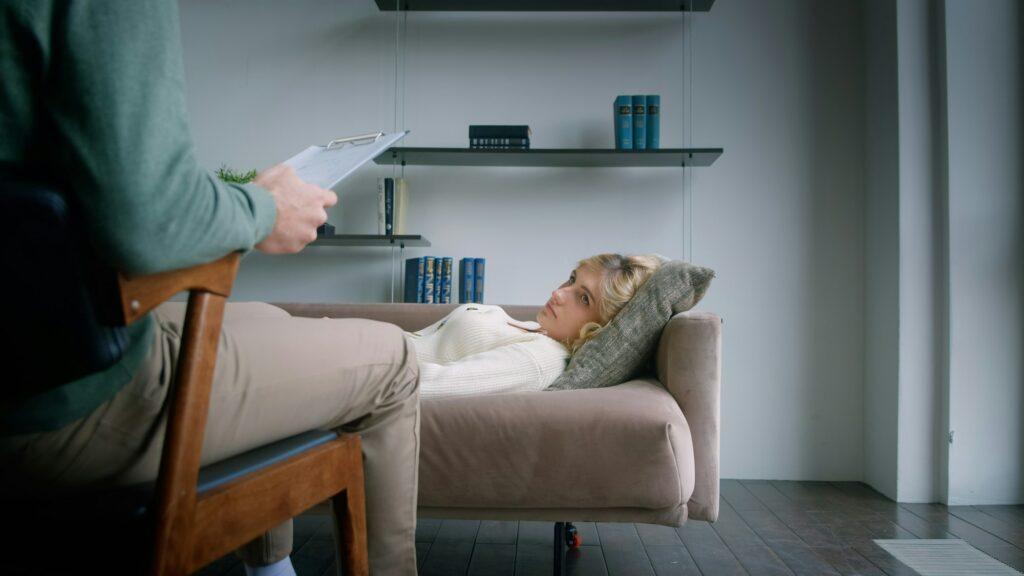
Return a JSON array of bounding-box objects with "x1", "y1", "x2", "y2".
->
[{"x1": 874, "y1": 539, "x2": 1022, "y2": 576}]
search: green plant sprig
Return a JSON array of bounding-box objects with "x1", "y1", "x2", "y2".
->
[{"x1": 216, "y1": 165, "x2": 258, "y2": 184}]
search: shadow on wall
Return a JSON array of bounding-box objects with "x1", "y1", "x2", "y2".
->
[
  {"x1": 1017, "y1": 0, "x2": 1023, "y2": 501},
  {"x1": 929, "y1": 0, "x2": 950, "y2": 502},
  {"x1": 799, "y1": 0, "x2": 865, "y2": 478}
]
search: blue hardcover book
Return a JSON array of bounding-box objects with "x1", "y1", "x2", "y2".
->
[
  {"x1": 646, "y1": 95, "x2": 660, "y2": 149},
  {"x1": 404, "y1": 257, "x2": 424, "y2": 303},
  {"x1": 423, "y1": 257, "x2": 436, "y2": 304},
  {"x1": 632, "y1": 95, "x2": 646, "y2": 151},
  {"x1": 459, "y1": 258, "x2": 475, "y2": 304},
  {"x1": 436, "y1": 254, "x2": 444, "y2": 303},
  {"x1": 384, "y1": 177, "x2": 394, "y2": 236},
  {"x1": 473, "y1": 258, "x2": 485, "y2": 303},
  {"x1": 441, "y1": 257, "x2": 454, "y2": 304},
  {"x1": 614, "y1": 95, "x2": 633, "y2": 150}
]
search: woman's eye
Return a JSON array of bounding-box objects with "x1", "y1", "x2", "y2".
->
[{"x1": 582, "y1": 294, "x2": 590, "y2": 306}]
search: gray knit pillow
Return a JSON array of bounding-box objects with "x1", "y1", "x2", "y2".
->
[{"x1": 545, "y1": 260, "x2": 715, "y2": 391}]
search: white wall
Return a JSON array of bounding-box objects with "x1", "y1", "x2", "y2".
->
[
  {"x1": 944, "y1": 0, "x2": 1023, "y2": 505},
  {"x1": 178, "y1": 0, "x2": 867, "y2": 481},
  {"x1": 895, "y1": 0, "x2": 947, "y2": 504},
  {"x1": 861, "y1": 0, "x2": 1023, "y2": 505}
]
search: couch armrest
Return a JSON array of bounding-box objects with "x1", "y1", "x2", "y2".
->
[{"x1": 656, "y1": 311, "x2": 721, "y2": 522}]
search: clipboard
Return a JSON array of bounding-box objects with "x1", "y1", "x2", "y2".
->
[{"x1": 284, "y1": 130, "x2": 408, "y2": 189}]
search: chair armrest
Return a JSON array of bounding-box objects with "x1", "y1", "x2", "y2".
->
[
  {"x1": 116, "y1": 253, "x2": 241, "y2": 325},
  {"x1": 656, "y1": 311, "x2": 722, "y2": 522}
]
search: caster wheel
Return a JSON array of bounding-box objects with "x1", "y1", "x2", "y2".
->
[{"x1": 565, "y1": 524, "x2": 582, "y2": 549}]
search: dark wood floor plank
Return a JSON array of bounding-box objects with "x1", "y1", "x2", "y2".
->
[
  {"x1": 567, "y1": 546, "x2": 610, "y2": 576},
  {"x1": 807, "y1": 545, "x2": 887, "y2": 576},
  {"x1": 436, "y1": 519, "x2": 483, "y2": 542},
  {"x1": 290, "y1": 519, "x2": 336, "y2": 576},
  {"x1": 900, "y1": 503, "x2": 1016, "y2": 549},
  {"x1": 469, "y1": 543, "x2": 516, "y2": 576},
  {"x1": 478, "y1": 521, "x2": 520, "y2": 545},
  {"x1": 517, "y1": 521, "x2": 555, "y2": 547},
  {"x1": 637, "y1": 523, "x2": 684, "y2": 547},
  {"x1": 741, "y1": 480, "x2": 894, "y2": 576},
  {"x1": 987, "y1": 546, "x2": 1024, "y2": 572},
  {"x1": 771, "y1": 481, "x2": 841, "y2": 511},
  {"x1": 515, "y1": 543, "x2": 553, "y2": 576},
  {"x1": 597, "y1": 523, "x2": 645, "y2": 548},
  {"x1": 676, "y1": 520, "x2": 748, "y2": 576},
  {"x1": 574, "y1": 522, "x2": 601, "y2": 547},
  {"x1": 829, "y1": 483, "x2": 956, "y2": 539},
  {"x1": 713, "y1": 500, "x2": 795, "y2": 575},
  {"x1": 722, "y1": 479, "x2": 770, "y2": 512},
  {"x1": 417, "y1": 542, "x2": 432, "y2": 571},
  {"x1": 603, "y1": 544, "x2": 657, "y2": 576},
  {"x1": 421, "y1": 539, "x2": 475, "y2": 576},
  {"x1": 948, "y1": 506, "x2": 1024, "y2": 549},
  {"x1": 644, "y1": 545, "x2": 702, "y2": 576},
  {"x1": 976, "y1": 505, "x2": 1024, "y2": 525},
  {"x1": 597, "y1": 523, "x2": 656, "y2": 576},
  {"x1": 417, "y1": 518, "x2": 443, "y2": 543},
  {"x1": 841, "y1": 541, "x2": 920, "y2": 576},
  {"x1": 976, "y1": 545, "x2": 1024, "y2": 572}
]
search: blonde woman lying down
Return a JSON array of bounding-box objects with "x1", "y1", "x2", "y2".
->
[{"x1": 407, "y1": 253, "x2": 663, "y2": 399}]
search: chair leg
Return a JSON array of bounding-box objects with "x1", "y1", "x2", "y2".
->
[{"x1": 331, "y1": 482, "x2": 369, "y2": 576}]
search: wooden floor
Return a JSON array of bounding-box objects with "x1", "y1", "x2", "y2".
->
[{"x1": 197, "y1": 480, "x2": 1024, "y2": 576}]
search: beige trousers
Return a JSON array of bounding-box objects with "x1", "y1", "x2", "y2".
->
[{"x1": 0, "y1": 302, "x2": 420, "y2": 575}]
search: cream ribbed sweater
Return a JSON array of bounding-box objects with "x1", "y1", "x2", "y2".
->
[{"x1": 406, "y1": 304, "x2": 570, "y2": 399}]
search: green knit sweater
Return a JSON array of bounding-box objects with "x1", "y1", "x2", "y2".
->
[{"x1": 0, "y1": 0, "x2": 277, "y2": 434}]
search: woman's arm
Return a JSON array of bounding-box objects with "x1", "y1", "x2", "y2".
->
[{"x1": 418, "y1": 340, "x2": 567, "y2": 400}]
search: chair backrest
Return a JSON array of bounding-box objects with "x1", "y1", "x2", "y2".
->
[{"x1": 0, "y1": 179, "x2": 128, "y2": 401}]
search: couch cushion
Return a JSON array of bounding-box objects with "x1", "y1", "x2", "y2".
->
[{"x1": 419, "y1": 379, "x2": 695, "y2": 512}]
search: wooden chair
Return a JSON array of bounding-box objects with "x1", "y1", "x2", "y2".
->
[{"x1": 1, "y1": 181, "x2": 368, "y2": 575}]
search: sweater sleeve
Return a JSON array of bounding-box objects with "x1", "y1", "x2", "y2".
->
[
  {"x1": 42, "y1": 0, "x2": 276, "y2": 274},
  {"x1": 418, "y1": 339, "x2": 568, "y2": 400}
]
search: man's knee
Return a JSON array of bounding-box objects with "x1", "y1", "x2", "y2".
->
[{"x1": 390, "y1": 332, "x2": 420, "y2": 403}]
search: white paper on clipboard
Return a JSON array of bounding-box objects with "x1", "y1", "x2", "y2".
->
[{"x1": 284, "y1": 131, "x2": 408, "y2": 189}]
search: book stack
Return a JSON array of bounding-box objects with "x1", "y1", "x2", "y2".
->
[
  {"x1": 404, "y1": 256, "x2": 455, "y2": 304},
  {"x1": 469, "y1": 125, "x2": 531, "y2": 149},
  {"x1": 377, "y1": 177, "x2": 408, "y2": 235},
  {"x1": 459, "y1": 257, "x2": 486, "y2": 304},
  {"x1": 614, "y1": 95, "x2": 660, "y2": 150}
]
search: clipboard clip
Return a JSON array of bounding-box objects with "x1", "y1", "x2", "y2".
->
[{"x1": 325, "y1": 132, "x2": 385, "y2": 150}]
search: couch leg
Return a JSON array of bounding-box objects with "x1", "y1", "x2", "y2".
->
[
  {"x1": 553, "y1": 522, "x2": 567, "y2": 576},
  {"x1": 552, "y1": 522, "x2": 582, "y2": 576}
]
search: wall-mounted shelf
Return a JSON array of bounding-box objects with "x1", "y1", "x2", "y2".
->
[
  {"x1": 311, "y1": 234, "x2": 431, "y2": 248},
  {"x1": 374, "y1": 147, "x2": 722, "y2": 168},
  {"x1": 375, "y1": 0, "x2": 714, "y2": 12}
]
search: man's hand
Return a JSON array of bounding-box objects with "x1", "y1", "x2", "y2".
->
[{"x1": 254, "y1": 164, "x2": 338, "y2": 254}]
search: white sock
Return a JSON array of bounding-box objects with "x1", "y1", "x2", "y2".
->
[{"x1": 243, "y1": 556, "x2": 297, "y2": 576}]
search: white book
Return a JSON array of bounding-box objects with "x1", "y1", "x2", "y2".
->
[{"x1": 395, "y1": 177, "x2": 409, "y2": 235}]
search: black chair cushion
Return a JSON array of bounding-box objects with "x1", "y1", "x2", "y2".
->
[{"x1": 0, "y1": 180, "x2": 128, "y2": 400}]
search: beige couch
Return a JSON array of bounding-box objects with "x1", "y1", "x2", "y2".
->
[{"x1": 275, "y1": 303, "x2": 722, "y2": 526}]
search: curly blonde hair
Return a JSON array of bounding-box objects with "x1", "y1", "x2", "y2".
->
[{"x1": 567, "y1": 253, "x2": 664, "y2": 354}]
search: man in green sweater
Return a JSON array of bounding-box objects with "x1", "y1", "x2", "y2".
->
[{"x1": 0, "y1": 2, "x2": 420, "y2": 575}]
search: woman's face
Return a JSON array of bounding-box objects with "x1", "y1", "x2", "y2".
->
[{"x1": 536, "y1": 265, "x2": 604, "y2": 344}]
